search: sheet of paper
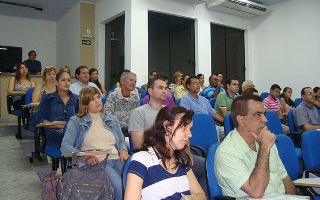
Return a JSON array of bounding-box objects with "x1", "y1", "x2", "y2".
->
[{"x1": 243, "y1": 194, "x2": 309, "y2": 200}]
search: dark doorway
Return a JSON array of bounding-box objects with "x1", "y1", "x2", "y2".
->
[
  {"x1": 148, "y1": 12, "x2": 195, "y2": 81},
  {"x1": 105, "y1": 15, "x2": 125, "y2": 91},
  {"x1": 211, "y1": 24, "x2": 245, "y2": 84}
]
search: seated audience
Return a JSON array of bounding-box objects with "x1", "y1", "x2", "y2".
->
[
  {"x1": 313, "y1": 86, "x2": 320, "y2": 109},
  {"x1": 32, "y1": 66, "x2": 57, "y2": 103},
  {"x1": 180, "y1": 75, "x2": 224, "y2": 124},
  {"x1": 174, "y1": 74, "x2": 189, "y2": 100},
  {"x1": 142, "y1": 73, "x2": 175, "y2": 107},
  {"x1": 197, "y1": 73, "x2": 206, "y2": 92},
  {"x1": 89, "y1": 68, "x2": 107, "y2": 96},
  {"x1": 169, "y1": 70, "x2": 183, "y2": 93},
  {"x1": 279, "y1": 87, "x2": 295, "y2": 112},
  {"x1": 242, "y1": 87, "x2": 259, "y2": 97},
  {"x1": 263, "y1": 84, "x2": 283, "y2": 114},
  {"x1": 241, "y1": 80, "x2": 255, "y2": 93},
  {"x1": 69, "y1": 65, "x2": 101, "y2": 95},
  {"x1": 293, "y1": 87, "x2": 320, "y2": 131},
  {"x1": 214, "y1": 78, "x2": 240, "y2": 118},
  {"x1": 37, "y1": 71, "x2": 78, "y2": 149},
  {"x1": 202, "y1": 74, "x2": 224, "y2": 99},
  {"x1": 215, "y1": 95, "x2": 296, "y2": 198},
  {"x1": 140, "y1": 70, "x2": 157, "y2": 93},
  {"x1": 61, "y1": 87, "x2": 128, "y2": 200},
  {"x1": 105, "y1": 71, "x2": 140, "y2": 137},
  {"x1": 7, "y1": 63, "x2": 35, "y2": 109},
  {"x1": 125, "y1": 106, "x2": 205, "y2": 200},
  {"x1": 23, "y1": 50, "x2": 42, "y2": 75},
  {"x1": 216, "y1": 72, "x2": 224, "y2": 88},
  {"x1": 128, "y1": 75, "x2": 209, "y2": 197}
]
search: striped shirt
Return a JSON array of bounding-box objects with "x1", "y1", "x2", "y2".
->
[
  {"x1": 263, "y1": 95, "x2": 282, "y2": 112},
  {"x1": 128, "y1": 147, "x2": 191, "y2": 199}
]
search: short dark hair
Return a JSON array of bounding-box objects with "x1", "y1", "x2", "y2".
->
[
  {"x1": 196, "y1": 74, "x2": 203, "y2": 79},
  {"x1": 28, "y1": 50, "x2": 36, "y2": 56},
  {"x1": 270, "y1": 84, "x2": 281, "y2": 91},
  {"x1": 283, "y1": 87, "x2": 292, "y2": 93},
  {"x1": 147, "y1": 73, "x2": 168, "y2": 89},
  {"x1": 301, "y1": 87, "x2": 312, "y2": 96},
  {"x1": 75, "y1": 65, "x2": 88, "y2": 77},
  {"x1": 149, "y1": 70, "x2": 157, "y2": 76},
  {"x1": 231, "y1": 95, "x2": 263, "y2": 127},
  {"x1": 226, "y1": 78, "x2": 237, "y2": 86},
  {"x1": 216, "y1": 72, "x2": 223, "y2": 76},
  {"x1": 313, "y1": 87, "x2": 320, "y2": 94},
  {"x1": 185, "y1": 75, "x2": 198, "y2": 87}
]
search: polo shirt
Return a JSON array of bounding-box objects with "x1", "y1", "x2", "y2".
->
[
  {"x1": 214, "y1": 92, "x2": 239, "y2": 116},
  {"x1": 214, "y1": 129, "x2": 287, "y2": 197},
  {"x1": 263, "y1": 95, "x2": 282, "y2": 112},
  {"x1": 293, "y1": 101, "x2": 320, "y2": 131},
  {"x1": 180, "y1": 93, "x2": 217, "y2": 116}
]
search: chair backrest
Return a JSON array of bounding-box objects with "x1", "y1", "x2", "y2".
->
[
  {"x1": 25, "y1": 87, "x2": 35, "y2": 104},
  {"x1": 209, "y1": 98, "x2": 216, "y2": 108},
  {"x1": 302, "y1": 130, "x2": 320, "y2": 170},
  {"x1": 287, "y1": 110, "x2": 297, "y2": 133},
  {"x1": 294, "y1": 98, "x2": 302, "y2": 107},
  {"x1": 122, "y1": 156, "x2": 132, "y2": 190},
  {"x1": 265, "y1": 111, "x2": 283, "y2": 135},
  {"x1": 260, "y1": 92, "x2": 269, "y2": 100},
  {"x1": 191, "y1": 114, "x2": 218, "y2": 150},
  {"x1": 223, "y1": 112, "x2": 233, "y2": 136},
  {"x1": 206, "y1": 143, "x2": 222, "y2": 198},
  {"x1": 275, "y1": 135, "x2": 300, "y2": 180}
]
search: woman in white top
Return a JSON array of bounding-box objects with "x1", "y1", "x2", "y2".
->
[{"x1": 32, "y1": 66, "x2": 57, "y2": 103}]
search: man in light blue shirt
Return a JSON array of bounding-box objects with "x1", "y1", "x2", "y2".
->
[
  {"x1": 180, "y1": 75, "x2": 224, "y2": 124},
  {"x1": 70, "y1": 66, "x2": 101, "y2": 96}
]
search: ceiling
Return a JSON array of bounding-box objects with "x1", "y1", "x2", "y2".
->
[
  {"x1": 0, "y1": 0, "x2": 287, "y2": 21},
  {"x1": 0, "y1": 0, "x2": 100, "y2": 21}
]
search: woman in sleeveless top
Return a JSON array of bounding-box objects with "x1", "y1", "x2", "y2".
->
[
  {"x1": 7, "y1": 63, "x2": 35, "y2": 93},
  {"x1": 125, "y1": 106, "x2": 206, "y2": 200},
  {"x1": 32, "y1": 66, "x2": 57, "y2": 103}
]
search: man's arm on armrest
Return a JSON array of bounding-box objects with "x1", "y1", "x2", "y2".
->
[
  {"x1": 130, "y1": 131, "x2": 144, "y2": 150},
  {"x1": 283, "y1": 175, "x2": 296, "y2": 195},
  {"x1": 303, "y1": 124, "x2": 320, "y2": 131},
  {"x1": 240, "y1": 146, "x2": 271, "y2": 198},
  {"x1": 220, "y1": 108, "x2": 228, "y2": 118}
]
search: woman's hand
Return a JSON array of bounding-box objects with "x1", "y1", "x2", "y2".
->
[
  {"x1": 120, "y1": 150, "x2": 129, "y2": 161},
  {"x1": 86, "y1": 156, "x2": 100, "y2": 165}
]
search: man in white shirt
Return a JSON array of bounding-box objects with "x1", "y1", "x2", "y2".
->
[{"x1": 69, "y1": 66, "x2": 101, "y2": 95}]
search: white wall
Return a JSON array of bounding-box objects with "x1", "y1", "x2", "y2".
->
[
  {"x1": 0, "y1": 14, "x2": 56, "y2": 68},
  {"x1": 250, "y1": 0, "x2": 320, "y2": 99},
  {"x1": 95, "y1": 0, "x2": 251, "y2": 86},
  {"x1": 56, "y1": 3, "x2": 80, "y2": 74}
]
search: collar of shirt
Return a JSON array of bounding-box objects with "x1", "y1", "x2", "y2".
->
[{"x1": 232, "y1": 129, "x2": 259, "y2": 154}]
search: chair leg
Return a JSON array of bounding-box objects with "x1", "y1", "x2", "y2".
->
[
  {"x1": 52, "y1": 158, "x2": 60, "y2": 171},
  {"x1": 15, "y1": 116, "x2": 22, "y2": 139}
]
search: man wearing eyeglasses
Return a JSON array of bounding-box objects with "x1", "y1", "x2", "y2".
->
[
  {"x1": 293, "y1": 87, "x2": 320, "y2": 131},
  {"x1": 214, "y1": 95, "x2": 296, "y2": 198}
]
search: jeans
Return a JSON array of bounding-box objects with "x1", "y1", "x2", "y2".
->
[
  {"x1": 192, "y1": 155, "x2": 209, "y2": 198},
  {"x1": 104, "y1": 159, "x2": 125, "y2": 200}
]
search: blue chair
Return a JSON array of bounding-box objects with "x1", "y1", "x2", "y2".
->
[
  {"x1": 275, "y1": 135, "x2": 300, "y2": 181},
  {"x1": 302, "y1": 130, "x2": 320, "y2": 172},
  {"x1": 191, "y1": 114, "x2": 218, "y2": 153},
  {"x1": 23, "y1": 87, "x2": 36, "y2": 131},
  {"x1": 7, "y1": 92, "x2": 26, "y2": 139},
  {"x1": 122, "y1": 156, "x2": 132, "y2": 190},
  {"x1": 206, "y1": 143, "x2": 223, "y2": 199},
  {"x1": 223, "y1": 112, "x2": 233, "y2": 136},
  {"x1": 287, "y1": 109, "x2": 301, "y2": 147},
  {"x1": 260, "y1": 92, "x2": 269, "y2": 100},
  {"x1": 265, "y1": 111, "x2": 283, "y2": 135},
  {"x1": 209, "y1": 98, "x2": 216, "y2": 108},
  {"x1": 294, "y1": 98, "x2": 302, "y2": 107}
]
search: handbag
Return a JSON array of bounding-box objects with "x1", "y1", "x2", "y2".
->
[
  {"x1": 41, "y1": 171, "x2": 59, "y2": 200},
  {"x1": 57, "y1": 157, "x2": 114, "y2": 200}
]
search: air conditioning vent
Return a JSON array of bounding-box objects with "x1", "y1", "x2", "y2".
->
[{"x1": 207, "y1": 0, "x2": 269, "y2": 17}]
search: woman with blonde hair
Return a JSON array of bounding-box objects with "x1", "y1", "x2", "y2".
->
[
  {"x1": 169, "y1": 70, "x2": 183, "y2": 92},
  {"x1": 32, "y1": 66, "x2": 57, "y2": 103},
  {"x1": 61, "y1": 87, "x2": 129, "y2": 200}
]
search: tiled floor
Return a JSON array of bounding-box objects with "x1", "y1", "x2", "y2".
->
[{"x1": 0, "y1": 125, "x2": 45, "y2": 200}]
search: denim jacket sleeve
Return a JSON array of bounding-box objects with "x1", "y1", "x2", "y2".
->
[
  {"x1": 37, "y1": 94, "x2": 50, "y2": 123},
  {"x1": 60, "y1": 116, "x2": 81, "y2": 154}
]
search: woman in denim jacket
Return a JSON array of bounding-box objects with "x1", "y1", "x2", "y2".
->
[
  {"x1": 37, "y1": 70, "x2": 78, "y2": 149},
  {"x1": 61, "y1": 87, "x2": 129, "y2": 200}
]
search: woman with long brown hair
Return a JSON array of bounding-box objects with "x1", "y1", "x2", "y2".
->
[{"x1": 125, "y1": 106, "x2": 206, "y2": 200}]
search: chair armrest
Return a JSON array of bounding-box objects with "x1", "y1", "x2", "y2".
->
[
  {"x1": 305, "y1": 169, "x2": 320, "y2": 178},
  {"x1": 190, "y1": 145, "x2": 207, "y2": 158}
]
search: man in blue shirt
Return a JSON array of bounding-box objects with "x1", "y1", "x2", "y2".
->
[
  {"x1": 23, "y1": 50, "x2": 41, "y2": 75},
  {"x1": 202, "y1": 74, "x2": 224, "y2": 99},
  {"x1": 180, "y1": 75, "x2": 224, "y2": 124}
]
